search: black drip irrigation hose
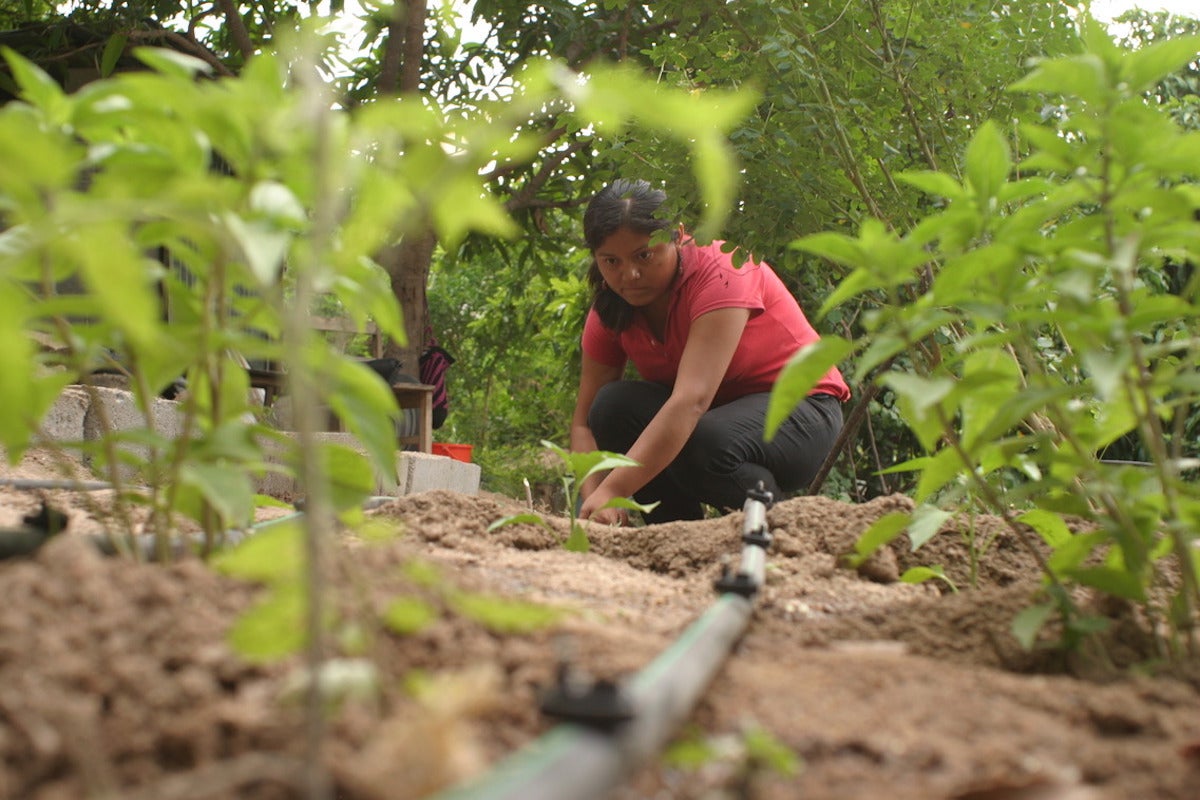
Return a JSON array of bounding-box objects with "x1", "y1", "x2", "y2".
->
[
  {"x1": 86, "y1": 496, "x2": 399, "y2": 560},
  {"x1": 0, "y1": 478, "x2": 115, "y2": 491},
  {"x1": 431, "y1": 485, "x2": 776, "y2": 800},
  {"x1": 0, "y1": 480, "x2": 400, "y2": 560}
]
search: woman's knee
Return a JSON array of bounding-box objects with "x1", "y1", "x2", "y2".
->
[
  {"x1": 680, "y1": 412, "x2": 753, "y2": 474},
  {"x1": 587, "y1": 381, "x2": 669, "y2": 447}
]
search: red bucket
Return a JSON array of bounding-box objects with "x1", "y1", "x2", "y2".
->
[{"x1": 431, "y1": 443, "x2": 473, "y2": 463}]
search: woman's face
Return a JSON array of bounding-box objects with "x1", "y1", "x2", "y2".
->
[{"x1": 593, "y1": 226, "x2": 678, "y2": 309}]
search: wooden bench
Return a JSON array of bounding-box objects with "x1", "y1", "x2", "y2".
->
[
  {"x1": 391, "y1": 383, "x2": 435, "y2": 454},
  {"x1": 247, "y1": 367, "x2": 435, "y2": 453}
]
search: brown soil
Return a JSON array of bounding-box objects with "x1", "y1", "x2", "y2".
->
[{"x1": 1, "y1": 448, "x2": 1198, "y2": 800}]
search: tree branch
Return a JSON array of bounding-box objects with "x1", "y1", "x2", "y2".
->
[
  {"x1": 504, "y1": 136, "x2": 590, "y2": 213},
  {"x1": 213, "y1": 0, "x2": 254, "y2": 61},
  {"x1": 126, "y1": 29, "x2": 236, "y2": 76}
]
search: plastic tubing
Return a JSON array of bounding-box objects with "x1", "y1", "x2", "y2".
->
[
  {"x1": 431, "y1": 493, "x2": 770, "y2": 800},
  {"x1": 87, "y1": 496, "x2": 399, "y2": 560},
  {"x1": 6, "y1": 490, "x2": 402, "y2": 561}
]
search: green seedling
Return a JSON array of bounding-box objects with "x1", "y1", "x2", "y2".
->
[
  {"x1": 664, "y1": 723, "x2": 802, "y2": 792},
  {"x1": 488, "y1": 440, "x2": 658, "y2": 552},
  {"x1": 900, "y1": 564, "x2": 958, "y2": 593},
  {"x1": 844, "y1": 507, "x2": 957, "y2": 592}
]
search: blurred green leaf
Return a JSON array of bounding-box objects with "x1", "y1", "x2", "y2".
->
[
  {"x1": 765, "y1": 337, "x2": 854, "y2": 440},
  {"x1": 846, "y1": 511, "x2": 911, "y2": 567},
  {"x1": 908, "y1": 505, "x2": 952, "y2": 550},
  {"x1": 487, "y1": 512, "x2": 551, "y2": 532},
  {"x1": 213, "y1": 520, "x2": 305, "y2": 584},
  {"x1": 964, "y1": 121, "x2": 1011, "y2": 206},
  {"x1": 565, "y1": 524, "x2": 590, "y2": 553},
  {"x1": 1019, "y1": 509, "x2": 1073, "y2": 549},
  {"x1": 179, "y1": 462, "x2": 255, "y2": 526},
  {"x1": 228, "y1": 584, "x2": 306, "y2": 661},
  {"x1": 744, "y1": 725, "x2": 802, "y2": 777},
  {"x1": 1121, "y1": 35, "x2": 1200, "y2": 93},
  {"x1": 1009, "y1": 54, "x2": 1109, "y2": 105},
  {"x1": 382, "y1": 597, "x2": 438, "y2": 635},
  {"x1": 1012, "y1": 601, "x2": 1055, "y2": 650},
  {"x1": 449, "y1": 591, "x2": 565, "y2": 633},
  {"x1": 900, "y1": 564, "x2": 957, "y2": 592}
]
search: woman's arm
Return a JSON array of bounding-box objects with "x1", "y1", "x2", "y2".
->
[{"x1": 580, "y1": 306, "x2": 750, "y2": 521}]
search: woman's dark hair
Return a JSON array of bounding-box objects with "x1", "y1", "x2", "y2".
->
[{"x1": 583, "y1": 179, "x2": 675, "y2": 331}]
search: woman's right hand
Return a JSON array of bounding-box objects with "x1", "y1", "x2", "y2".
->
[
  {"x1": 587, "y1": 505, "x2": 629, "y2": 527},
  {"x1": 579, "y1": 484, "x2": 629, "y2": 527}
]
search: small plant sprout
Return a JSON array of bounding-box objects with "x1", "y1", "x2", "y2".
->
[{"x1": 488, "y1": 440, "x2": 658, "y2": 552}]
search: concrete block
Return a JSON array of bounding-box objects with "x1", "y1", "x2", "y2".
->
[
  {"x1": 81, "y1": 385, "x2": 186, "y2": 443},
  {"x1": 40, "y1": 386, "x2": 89, "y2": 443},
  {"x1": 66, "y1": 386, "x2": 187, "y2": 478},
  {"x1": 254, "y1": 432, "x2": 403, "y2": 499},
  {"x1": 256, "y1": 435, "x2": 480, "y2": 500},
  {"x1": 397, "y1": 451, "x2": 481, "y2": 496},
  {"x1": 41, "y1": 385, "x2": 480, "y2": 502}
]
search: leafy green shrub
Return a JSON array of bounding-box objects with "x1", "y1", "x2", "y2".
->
[
  {"x1": 0, "y1": 38, "x2": 410, "y2": 555},
  {"x1": 0, "y1": 28, "x2": 755, "y2": 558},
  {"x1": 768, "y1": 18, "x2": 1200, "y2": 663}
]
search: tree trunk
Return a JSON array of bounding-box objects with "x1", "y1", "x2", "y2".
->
[
  {"x1": 380, "y1": 229, "x2": 436, "y2": 375},
  {"x1": 378, "y1": 0, "x2": 435, "y2": 376}
]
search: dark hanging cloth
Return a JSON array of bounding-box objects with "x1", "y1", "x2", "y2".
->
[{"x1": 418, "y1": 345, "x2": 454, "y2": 429}]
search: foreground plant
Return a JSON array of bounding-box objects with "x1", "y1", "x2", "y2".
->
[
  {"x1": 0, "y1": 38, "x2": 412, "y2": 557},
  {"x1": 489, "y1": 440, "x2": 658, "y2": 552},
  {"x1": 768, "y1": 17, "x2": 1200, "y2": 663},
  {"x1": 0, "y1": 20, "x2": 751, "y2": 559}
]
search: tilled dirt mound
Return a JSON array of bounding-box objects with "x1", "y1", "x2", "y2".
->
[{"x1": 0, "y1": 453, "x2": 1198, "y2": 800}]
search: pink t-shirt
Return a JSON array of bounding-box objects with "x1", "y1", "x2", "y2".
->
[{"x1": 582, "y1": 241, "x2": 850, "y2": 406}]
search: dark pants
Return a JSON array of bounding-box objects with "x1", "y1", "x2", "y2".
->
[{"x1": 587, "y1": 381, "x2": 844, "y2": 523}]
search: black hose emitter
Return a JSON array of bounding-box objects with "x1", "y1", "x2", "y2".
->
[
  {"x1": 539, "y1": 659, "x2": 636, "y2": 730},
  {"x1": 741, "y1": 526, "x2": 772, "y2": 550},
  {"x1": 714, "y1": 564, "x2": 759, "y2": 598},
  {"x1": 539, "y1": 637, "x2": 635, "y2": 729},
  {"x1": 746, "y1": 483, "x2": 774, "y2": 508},
  {"x1": 0, "y1": 501, "x2": 69, "y2": 560},
  {"x1": 741, "y1": 482, "x2": 773, "y2": 549}
]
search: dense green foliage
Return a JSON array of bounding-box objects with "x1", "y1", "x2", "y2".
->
[
  {"x1": 769, "y1": 16, "x2": 1200, "y2": 658},
  {"x1": 8, "y1": 1, "x2": 1186, "y2": 503},
  {"x1": 429, "y1": 0, "x2": 1087, "y2": 498}
]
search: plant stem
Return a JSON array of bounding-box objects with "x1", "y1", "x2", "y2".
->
[{"x1": 293, "y1": 43, "x2": 336, "y2": 800}]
